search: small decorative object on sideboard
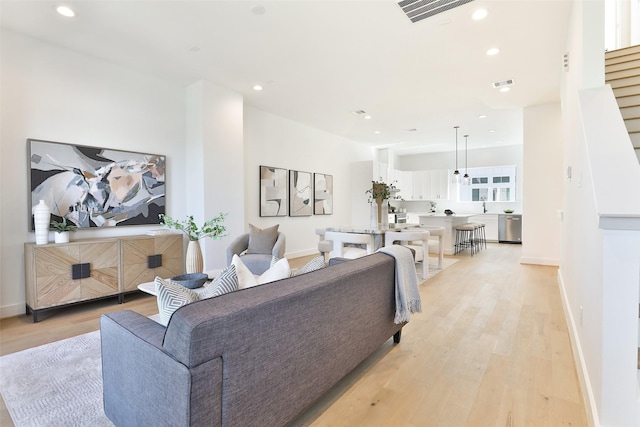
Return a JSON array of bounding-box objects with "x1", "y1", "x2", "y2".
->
[
  {"x1": 32, "y1": 200, "x2": 51, "y2": 245},
  {"x1": 159, "y1": 213, "x2": 228, "y2": 274},
  {"x1": 51, "y1": 217, "x2": 77, "y2": 244}
]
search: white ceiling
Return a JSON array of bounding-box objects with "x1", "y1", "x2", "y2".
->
[{"x1": 0, "y1": 0, "x2": 573, "y2": 154}]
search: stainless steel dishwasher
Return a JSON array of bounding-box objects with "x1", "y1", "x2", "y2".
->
[{"x1": 498, "y1": 214, "x2": 522, "y2": 243}]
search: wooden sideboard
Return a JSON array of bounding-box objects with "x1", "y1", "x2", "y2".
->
[{"x1": 24, "y1": 234, "x2": 184, "y2": 322}]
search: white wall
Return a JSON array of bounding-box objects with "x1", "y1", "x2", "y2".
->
[
  {"x1": 0, "y1": 30, "x2": 188, "y2": 317},
  {"x1": 0, "y1": 29, "x2": 377, "y2": 318},
  {"x1": 558, "y1": 1, "x2": 640, "y2": 426},
  {"x1": 243, "y1": 106, "x2": 373, "y2": 258},
  {"x1": 521, "y1": 103, "x2": 563, "y2": 266}
]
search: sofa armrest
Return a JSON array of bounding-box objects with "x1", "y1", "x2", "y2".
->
[
  {"x1": 226, "y1": 233, "x2": 250, "y2": 265},
  {"x1": 100, "y1": 311, "x2": 223, "y2": 426}
]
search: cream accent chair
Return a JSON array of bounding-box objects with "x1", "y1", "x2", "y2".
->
[
  {"x1": 385, "y1": 230, "x2": 430, "y2": 280},
  {"x1": 325, "y1": 231, "x2": 375, "y2": 260}
]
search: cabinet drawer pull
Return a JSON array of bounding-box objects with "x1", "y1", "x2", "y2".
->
[
  {"x1": 148, "y1": 254, "x2": 163, "y2": 268},
  {"x1": 71, "y1": 263, "x2": 90, "y2": 280}
]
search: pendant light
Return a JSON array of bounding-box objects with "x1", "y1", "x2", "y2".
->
[
  {"x1": 452, "y1": 126, "x2": 460, "y2": 183},
  {"x1": 463, "y1": 134, "x2": 470, "y2": 185}
]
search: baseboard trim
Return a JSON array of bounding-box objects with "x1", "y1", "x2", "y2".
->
[
  {"x1": 557, "y1": 269, "x2": 600, "y2": 427},
  {"x1": 1, "y1": 303, "x2": 26, "y2": 319},
  {"x1": 285, "y1": 248, "x2": 320, "y2": 260},
  {"x1": 520, "y1": 256, "x2": 559, "y2": 266}
]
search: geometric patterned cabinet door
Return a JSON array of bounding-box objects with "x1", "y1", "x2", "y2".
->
[
  {"x1": 24, "y1": 239, "x2": 120, "y2": 322},
  {"x1": 120, "y1": 234, "x2": 184, "y2": 293},
  {"x1": 24, "y1": 234, "x2": 183, "y2": 322}
]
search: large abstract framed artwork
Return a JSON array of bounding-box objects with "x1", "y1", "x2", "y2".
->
[
  {"x1": 28, "y1": 139, "x2": 166, "y2": 229},
  {"x1": 260, "y1": 165, "x2": 287, "y2": 217},
  {"x1": 313, "y1": 173, "x2": 333, "y2": 215},
  {"x1": 289, "y1": 170, "x2": 312, "y2": 217}
]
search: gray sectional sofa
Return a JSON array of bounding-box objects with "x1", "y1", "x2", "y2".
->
[{"x1": 100, "y1": 252, "x2": 404, "y2": 426}]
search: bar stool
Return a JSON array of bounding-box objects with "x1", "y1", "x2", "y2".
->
[
  {"x1": 454, "y1": 223, "x2": 477, "y2": 255},
  {"x1": 465, "y1": 222, "x2": 486, "y2": 253}
]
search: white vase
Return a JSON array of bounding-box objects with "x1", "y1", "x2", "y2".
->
[
  {"x1": 32, "y1": 200, "x2": 50, "y2": 245},
  {"x1": 370, "y1": 203, "x2": 378, "y2": 228},
  {"x1": 185, "y1": 240, "x2": 204, "y2": 274},
  {"x1": 381, "y1": 203, "x2": 389, "y2": 228},
  {"x1": 54, "y1": 231, "x2": 70, "y2": 244}
]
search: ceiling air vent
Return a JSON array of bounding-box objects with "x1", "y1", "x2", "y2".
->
[
  {"x1": 492, "y1": 79, "x2": 514, "y2": 88},
  {"x1": 398, "y1": 0, "x2": 475, "y2": 24}
]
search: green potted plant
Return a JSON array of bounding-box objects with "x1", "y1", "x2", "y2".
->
[
  {"x1": 159, "y1": 213, "x2": 228, "y2": 273},
  {"x1": 50, "y1": 217, "x2": 77, "y2": 244}
]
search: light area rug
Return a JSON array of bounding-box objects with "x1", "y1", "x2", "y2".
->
[
  {"x1": 0, "y1": 330, "x2": 112, "y2": 426},
  {"x1": 419, "y1": 257, "x2": 458, "y2": 282},
  {"x1": 0, "y1": 259, "x2": 459, "y2": 427}
]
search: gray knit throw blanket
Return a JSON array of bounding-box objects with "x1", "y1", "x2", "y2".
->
[{"x1": 377, "y1": 245, "x2": 422, "y2": 324}]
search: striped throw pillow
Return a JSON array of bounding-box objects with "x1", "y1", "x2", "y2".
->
[{"x1": 202, "y1": 264, "x2": 239, "y2": 298}]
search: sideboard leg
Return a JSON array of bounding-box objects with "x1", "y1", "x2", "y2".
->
[{"x1": 393, "y1": 330, "x2": 402, "y2": 344}]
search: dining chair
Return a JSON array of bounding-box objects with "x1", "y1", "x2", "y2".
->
[
  {"x1": 385, "y1": 230, "x2": 430, "y2": 280},
  {"x1": 325, "y1": 231, "x2": 375, "y2": 260}
]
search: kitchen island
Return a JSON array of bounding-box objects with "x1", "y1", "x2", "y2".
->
[{"x1": 417, "y1": 214, "x2": 475, "y2": 255}]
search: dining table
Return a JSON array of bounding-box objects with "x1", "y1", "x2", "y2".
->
[
  {"x1": 325, "y1": 223, "x2": 419, "y2": 250},
  {"x1": 325, "y1": 223, "x2": 444, "y2": 268}
]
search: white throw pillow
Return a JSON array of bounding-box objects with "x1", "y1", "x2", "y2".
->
[
  {"x1": 155, "y1": 277, "x2": 200, "y2": 326},
  {"x1": 257, "y1": 257, "x2": 291, "y2": 285},
  {"x1": 232, "y1": 254, "x2": 258, "y2": 289},
  {"x1": 232, "y1": 255, "x2": 291, "y2": 289}
]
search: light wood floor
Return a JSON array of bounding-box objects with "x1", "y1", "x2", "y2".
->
[{"x1": 0, "y1": 244, "x2": 588, "y2": 427}]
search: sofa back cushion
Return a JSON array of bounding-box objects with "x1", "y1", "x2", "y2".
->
[{"x1": 161, "y1": 252, "x2": 400, "y2": 427}]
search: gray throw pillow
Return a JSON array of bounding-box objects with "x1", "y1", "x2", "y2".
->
[{"x1": 246, "y1": 224, "x2": 279, "y2": 254}]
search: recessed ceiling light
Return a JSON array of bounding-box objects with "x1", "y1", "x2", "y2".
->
[
  {"x1": 250, "y1": 5, "x2": 266, "y2": 15},
  {"x1": 56, "y1": 5, "x2": 75, "y2": 17},
  {"x1": 253, "y1": 84, "x2": 263, "y2": 91},
  {"x1": 472, "y1": 9, "x2": 488, "y2": 20},
  {"x1": 374, "y1": 131, "x2": 381, "y2": 134},
  {"x1": 489, "y1": 129, "x2": 496, "y2": 133},
  {"x1": 486, "y1": 47, "x2": 500, "y2": 56},
  {"x1": 364, "y1": 115, "x2": 372, "y2": 120},
  {"x1": 499, "y1": 87, "x2": 511, "y2": 93},
  {"x1": 478, "y1": 114, "x2": 487, "y2": 119}
]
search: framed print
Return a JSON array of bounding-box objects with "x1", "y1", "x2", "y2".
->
[
  {"x1": 314, "y1": 173, "x2": 333, "y2": 215},
  {"x1": 28, "y1": 139, "x2": 166, "y2": 229},
  {"x1": 289, "y1": 170, "x2": 312, "y2": 217},
  {"x1": 260, "y1": 165, "x2": 287, "y2": 217}
]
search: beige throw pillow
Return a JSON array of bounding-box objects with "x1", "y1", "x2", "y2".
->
[{"x1": 246, "y1": 224, "x2": 279, "y2": 254}]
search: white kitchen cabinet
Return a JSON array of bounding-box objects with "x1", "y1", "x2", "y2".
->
[
  {"x1": 428, "y1": 169, "x2": 450, "y2": 200},
  {"x1": 468, "y1": 214, "x2": 499, "y2": 242},
  {"x1": 412, "y1": 170, "x2": 429, "y2": 200},
  {"x1": 395, "y1": 170, "x2": 413, "y2": 200}
]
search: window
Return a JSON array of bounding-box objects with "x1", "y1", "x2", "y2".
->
[{"x1": 459, "y1": 165, "x2": 517, "y2": 202}]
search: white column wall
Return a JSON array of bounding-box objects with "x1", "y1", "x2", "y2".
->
[
  {"x1": 185, "y1": 81, "x2": 245, "y2": 270},
  {"x1": 521, "y1": 103, "x2": 563, "y2": 266}
]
